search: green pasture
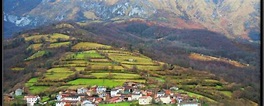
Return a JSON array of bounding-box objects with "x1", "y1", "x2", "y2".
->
[
  {"x1": 25, "y1": 50, "x2": 48, "y2": 60},
  {"x1": 27, "y1": 44, "x2": 43, "y2": 51},
  {"x1": 43, "y1": 68, "x2": 74, "y2": 81},
  {"x1": 72, "y1": 42, "x2": 111, "y2": 50},
  {"x1": 122, "y1": 64, "x2": 162, "y2": 71},
  {"x1": 91, "y1": 73, "x2": 141, "y2": 79},
  {"x1": 219, "y1": 91, "x2": 232, "y2": 98},
  {"x1": 48, "y1": 42, "x2": 70, "y2": 48},
  {"x1": 67, "y1": 79, "x2": 145, "y2": 88},
  {"x1": 28, "y1": 86, "x2": 50, "y2": 95}
]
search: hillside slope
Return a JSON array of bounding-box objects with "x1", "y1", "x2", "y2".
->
[{"x1": 3, "y1": 22, "x2": 260, "y2": 105}]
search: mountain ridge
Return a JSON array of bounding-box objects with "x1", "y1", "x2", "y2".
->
[{"x1": 4, "y1": 0, "x2": 260, "y2": 41}]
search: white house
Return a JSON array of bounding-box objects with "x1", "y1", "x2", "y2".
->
[
  {"x1": 138, "y1": 96, "x2": 152, "y2": 105},
  {"x1": 56, "y1": 101, "x2": 66, "y2": 106},
  {"x1": 24, "y1": 96, "x2": 40, "y2": 106},
  {"x1": 156, "y1": 91, "x2": 165, "y2": 97},
  {"x1": 56, "y1": 94, "x2": 62, "y2": 101},
  {"x1": 15, "y1": 88, "x2": 23, "y2": 96},
  {"x1": 131, "y1": 93, "x2": 142, "y2": 100},
  {"x1": 160, "y1": 96, "x2": 171, "y2": 104},
  {"x1": 62, "y1": 96, "x2": 81, "y2": 102},
  {"x1": 170, "y1": 86, "x2": 179, "y2": 91},
  {"x1": 77, "y1": 87, "x2": 88, "y2": 94},
  {"x1": 96, "y1": 86, "x2": 106, "y2": 94},
  {"x1": 178, "y1": 99, "x2": 200, "y2": 106},
  {"x1": 110, "y1": 89, "x2": 120, "y2": 97},
  {"x1": 81, "y1": 100, "x2": 95, "y2": 106}
]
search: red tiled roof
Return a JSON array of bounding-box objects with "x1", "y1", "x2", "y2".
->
[{"x1": 139, "y1": 96, "x2": 150, "y2": 99}]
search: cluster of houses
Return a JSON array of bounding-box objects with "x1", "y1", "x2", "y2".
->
[
  {"x1": 54, "y1": 82, "x2": 200, "y2": 106},
  {"x1": 5, "y1": 82, "x2": 201, "y2": 106}
]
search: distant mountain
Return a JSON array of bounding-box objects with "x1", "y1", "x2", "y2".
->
[{"x1": 4, "y1": 0, "x2": 260, "y2": 41}]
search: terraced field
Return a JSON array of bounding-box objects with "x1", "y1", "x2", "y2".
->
[
  {"x1": 21, "y1": 35, "x2": 234, "y2": 104},
  {"x1": 91, "y1": 73, "x2": 142, "y2": 79},
  {"x1": 67, "y1": 78, "x2": 145, "y2": 88},
  {"x1": 27, "y1": 44, "x2": 43, "y2": 51},
  {"x1": 48, "y1": 42, "x2": 71, "y2": 48},
  {"x1": 25, "y1": 50, "x2": 49, "y2": 60},
  {"x1": 24, "y1": 33, "x2": 70, "y2": 43},
  {"x1": 72, "y1": 42, "x2": 111, "y2": 50}
]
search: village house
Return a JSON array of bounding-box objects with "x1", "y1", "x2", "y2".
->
[
  {"x1": 62, "y1": 100, "x2": 80, "y2": 106},
  {"x1": 96, "y1": 86, "x2": 106, "y2": 94},
  {"x1": 66, "y1": 89, "x2": 77, "y2": 94},
  {"x1": 90, "y1": 85, "x2": 97, "y2": 92},
  {"x1": 116, "y1": 92, "x2": 122, "y2": 97},
  {"x1": 56, "y1": 94, "x2": 62, "y2": 101},
  {"x1": 62, "y1": 96, "x2": 81, "y2": 102},
  {"x1": 110, "y1": 89, "x2": 120, "y2": 97},
  {"x1": 160, "y1": 96, "x2": 171, "y2": 104},
  {"x1": 138, "y1": 96, "x2": 152, "y2": 105},
  {"x1": 124, "y1": 86, "x2": 133, "y2": 93},
  {"x1": 177, "y1": 98, "x2": 200, "y2": 106},
  {"x1": 131, "y1": 92, "x2": 142, "y2": 100},
  {"x1": 121, "y1": 94, "x2": 132, "y2": 101},
  {"x1": 164, "y1": 89, "x2": 173, "y2": 96},
  {"x1": 156, "y1": 91, "x2": 165, "y2": 97},
  {"x1": 108, "y1": 97, "x2": 123, "y2": 103},
  {"x1": 178, "y1": 100, "x2": 201, "y2": 106},
  {"x1": 81, "y1": 100, "x2": 95, "y2": 106},
  {"x1": 55, "y1": 101, "x2": 66, "y2": 106},
  {"x1": 15, "y1": 88, "x2": 23, "y2": 96},
  {"x1": 115, "y1": 86, "x2": 125, "y2": 92},
  {"x1": 86, "y1": 90, "x2": 94, "y2": 96},
  {"x1": 98, "y1": 92, "x2": 107, "y2": 100},
  {"x1": 137, "y1": 83, "x2": 146, "y2": 88},
  {"x1": 77, "y1": 87, "x2": 88, "y2": 94},
  {"x1": 170, "y1": 86, "x2": 179, "y2": 91},
  {"x1": 124, "y1": 81, "x2": 137, "y2": 87},
  {"x1": 24, "y1": 95, "x2": 40, "y2": 106}
]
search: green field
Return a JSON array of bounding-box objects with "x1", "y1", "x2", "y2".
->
[
  {"x1": 123, "y1": 64, "x2": 162, "y2": 71},
  {"x1": 41, "y1": 96, "x2": 50, "y2": 102},
  {"x1": 108, "y1": 53, "x2": 156, "y2": 65},
  {"x1": 91, "y1": 73, "x2": 142, "y2": 79},
  {"x1": 43, "y1": 68, "x2": 74, "y2": 81},
  {"x1": 75, "y1": 67, "x2": 86, "y2": 71},
  {"x1": 89, "y1": 58, "x2": 110, "y2": 62},
  {"x1": 67, "y1": 78, "x2": 145, "y2": 87},
  {"x1": 25, "y1": 77, "x2": 39, "y2": 87},
  {"x1": 25, "y1": 50, "x2": 48, "y2": 60},
  {"x1": 28, "y1": 86, "x2": 50, "y2": 94},
  {"x1": 65, "y1": 50, "x2": 105, "y2": 60},
  {"x1": 25, "y1": 33, "x2": 70, "y2": 43},
  {"x1": 220, "y1": 91, "x2": 232, "y2": 98},
  {"x1": 177, "y1": 90, "x2": 217, "y2": 103},
  {"x1": 90, "y1": 65, "x2": 124, "y2": 70},
  {"x1": 11, "y1": 67, "x2": 24, "y2": 71},
  {"x1": 150, "y1": 77, "x2": 165, "y2": 82},
  {"x1": 27, "y1": 44, "x2": 43, "y2": 51},
  {"x1": 72, "y1": 42, "x2": 111, "y2": 50},
  {"x1": 48, "y1": 42, "x2": 70, "y2": 48}
]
